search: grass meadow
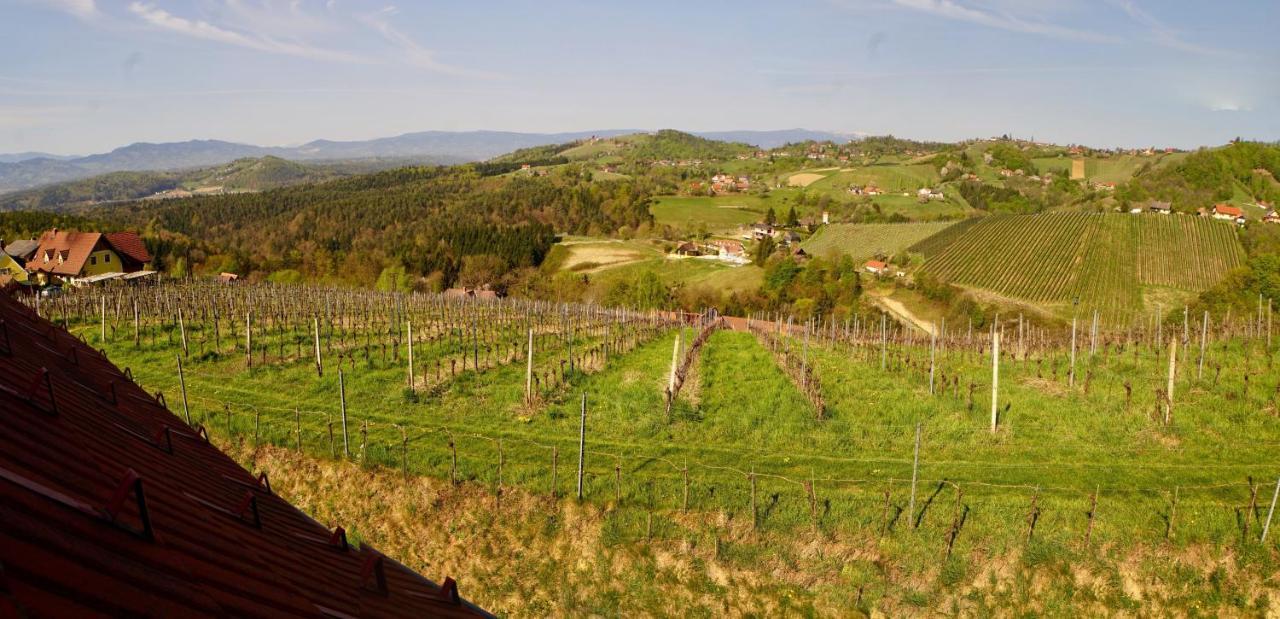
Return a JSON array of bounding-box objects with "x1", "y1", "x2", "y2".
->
[{"x1": 48, "y1": 281, "x2": 1280, "y2": 614}]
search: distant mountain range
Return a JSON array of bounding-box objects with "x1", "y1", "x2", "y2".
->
[{"x1": 0, "y1": 128, "x2": 854, "y2": 193}]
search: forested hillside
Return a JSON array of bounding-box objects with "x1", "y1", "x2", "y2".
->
[
  {"x1": 1118, "y1": 141, "x2": 1280, "y2": 212},
  {"x1": 86, "y1": 164, "x2": 654, "y2": 287}
]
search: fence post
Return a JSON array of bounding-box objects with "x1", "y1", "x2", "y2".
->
[
  {"x1": 1198, "y1": 311, "x2": 1208, "y2": 380},
  {"x1": 991, "y1": 332, "x2": 1000, "y2": 433},
  {"x1": 909, "y1": 422, "x2": 921, "y2": 525},
  {"x1": 750, "y1": 467, "x2": 758, "y2": 530},
  {"x1": 176, "y1": 354, "x2": 191, "y2": 426},
  {"x1": 339, "y1": 370, "x2": 350, "y2": 458},
  {"x1": 406, "y1": 321, "x2": 414, "y2": 391},
  {"x1": 526, "y1": 328, "x2": 534, "y2": 405},
  {"x1": 576, "y1": 392, "x2": 587, "y2": 500},
  {"x1": 1166, "y1": 337, "x2": 1178, "y2": 425},
  {"x1": 295, "y1": 407, "x2": 302, "y2": 452},
  {"x1": 1261, "y1": 476, "x2": 1280, "y2": 543},
  {"x1": 314, "y1": 317, "x2": 323, "y2": 376}
]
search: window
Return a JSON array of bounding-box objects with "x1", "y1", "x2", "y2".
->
[
  {"x1": 105, "y1": 254, "x2": 111, "y2": 263},
  {"x1": 90, "y1": 256, "x2": 97, "y2": 266}
]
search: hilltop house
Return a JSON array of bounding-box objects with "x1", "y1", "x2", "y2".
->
[
  {"x1": 864, "y1": 260, "x2": 888, "y2": 275},
  {"x1": 25, "y1": 229, "x2": 151, "y2": 286},
  {"x1": 1213, "y1": 204, "x2": 1245, "y2": 223}
]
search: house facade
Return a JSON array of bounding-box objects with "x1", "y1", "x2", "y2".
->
[{"x1": 25, "y1": 229, "x2": 151, "y2": 286}]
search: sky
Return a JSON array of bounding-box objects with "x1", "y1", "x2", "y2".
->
[{"x1": 1, "y1": 0, "x2": 1277, "y2": 155}]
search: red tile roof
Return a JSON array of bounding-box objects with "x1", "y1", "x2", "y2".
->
[
  {"x1": 0, "y1": 293, "x2": 489, "y2": 618},
  {"x1": 1214, "y1": 204, "x2": 1244, "y2": 217},
  {"x1": 26, "y1": 230, "x2": 151, "y2": 277}
]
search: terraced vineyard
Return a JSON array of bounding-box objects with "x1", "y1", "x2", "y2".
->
[
  {"x1": 800, "y1": 221, "x2": 955, "y2": 260},
  {"x1": 912, "y1": 212, "x2": 1245, "y2": 319}
]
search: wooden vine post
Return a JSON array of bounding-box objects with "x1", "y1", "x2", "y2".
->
[
  {"x1": 313, "y1": 316, "x2": 323, "y2": 376},
  {"x1": 576, "y1": 391, "x2": 587, "y2": 500},
  {"x1": 525, "y1": 328, "x2": 534, "y2": 405},
  {"x1": 406, "y1": 321, "x2": 414, "y2": 391},
  {"x1": 176, "y1": 354, "x2": 191, "y2": 425},
  {"x1": 1165, "y1": 337, "x2": 1177, "y2": 425},
  {"x1": 338, "y1": 369, "x2": 350, "y2": 458},
  {"x1": 990, "y1": 331, "x2": 1000, "y2": 433},
  {"x1": 909, "y1": 422, "x2": 921, "y2": 526}
]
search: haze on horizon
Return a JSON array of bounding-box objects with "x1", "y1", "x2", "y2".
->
[{"x1": 2, "y1": 0, "x2": 1277, "y2": 156}]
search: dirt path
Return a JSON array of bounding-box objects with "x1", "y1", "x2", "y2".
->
[{"x1": 870, "y1": 295, "x2": 936, "y2": 336}]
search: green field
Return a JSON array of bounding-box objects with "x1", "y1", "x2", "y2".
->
[
  {"x1": 912, "y1": 213, "x2": 1245, "y2": 320},
  {"x1": 650, "y1": 195, "x2": 764, "y2": 230},
  {"x1": 45, "y1": 282, "x2": 1280, "y2": 614},
  {"x1": 800, "y1": 221, "x2": 955, "y2": 261}
]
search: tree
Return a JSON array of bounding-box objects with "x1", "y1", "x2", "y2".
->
[
  {"x1": 375, "y1": 263, "x2": 413, "y2": 293},
  {"x1": 765, "y1": 207, "x2": 776, "y2": 226},
  {"x1": 457, "y1": 254, "x2": 507, "y2": 289},
  {"x1": 786, "y1": 206, "x2": 799, "y2": 227},
  {"x1": 754, "y1": 236, "x2": 776, "y2": 266}
]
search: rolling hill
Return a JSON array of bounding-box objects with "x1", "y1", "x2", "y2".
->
[{"x1": 911, "y1": 212, "x2": 1246, "y2": 320}]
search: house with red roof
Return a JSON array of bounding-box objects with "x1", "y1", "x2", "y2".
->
[
  {"x1": 864, "y1": 260, "x2": 888, "y2": 274},
  {"x1": 26, "y1": 228, "x2": 152, "y2": 286},
  {"x1": 1213, "y1": 204, "x2": 1245, "y2": 222}
]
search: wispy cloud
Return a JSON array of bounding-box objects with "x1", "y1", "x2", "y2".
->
[
  {"x1": 358, "y1": 6, "x2": 502, "y2": 79},
  {"x1": 126, "y1": 2, "x2": 363, "y2": 62},
  {"x1": 885, "y1": 0, "x2": 1118, "y2": 43},
  {"x1": 1109, "y1": 0, "x2": 1241, "y2": 58}
]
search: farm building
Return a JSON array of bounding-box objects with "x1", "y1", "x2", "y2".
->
[
  {"x1": 1147, "y1": 201, "x2": 1172, "y2": 214},
  {"x1": 747, "y1": 223, "x2": 775, "y2": 241},
  {"x1": 781, "y1": 231, "x2": 803, "y2": 246},
  {"x1": 864, "y1": 260, "x2": 888, "y2": 274},
  {"x1": 674, "y1": 242, "x2": 702, "y2": 256},
  {"x1": 705, "y1": 239, "x2": 745, "y2": 257},
  {"x1": 0, "y1": 293, "x2": 490, "y2": 617},
  {"x1": 916, "y1": 188, "x2": 944, "y2": 201},
  {"x1": 1213, "y1": 204, "x2": 1245, "y2": 222},
  {"x1": 217, "y1": 272, "x2": 240, "y2": 284},
  {"x1": 1264, "y1": 211, "x2": 1280, "y2": 224},
  {"x1": 24, "y1": 228, "x2": 152, "y2": 286},
  {"x1": 3, "y1": 238, "x2": 38, "y2": 265}
]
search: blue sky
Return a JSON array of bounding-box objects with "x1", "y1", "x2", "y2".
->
[{"x1": 1, "y1": 0, "x2": 1276, "y2": 154}]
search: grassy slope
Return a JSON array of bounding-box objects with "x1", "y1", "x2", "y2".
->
[
  {"x1": 79, "y1": 305, "x2": 1280, "y2": 615},
  {"x1": 801, "y1": 222, "x2": 956, "y2": 261}
]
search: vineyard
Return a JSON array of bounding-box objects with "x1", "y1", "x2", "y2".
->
[
  {"x1": 799, "y1": 221, "x2": 955, "y2": 261},
  {"x1": 911, "y1": 213, "x2": 1245, "y2": 321},
  {"x1": 23, "y1": 281, "x2": 1280, "y2": 614}
]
